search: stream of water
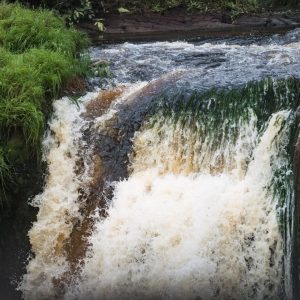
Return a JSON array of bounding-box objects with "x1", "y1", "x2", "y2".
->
[{"x1": 19, "y1": 29, "x2": 300, "y2": 299}]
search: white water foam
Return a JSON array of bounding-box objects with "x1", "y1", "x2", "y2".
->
[
  {"x1": 20, "y1": 94, "x2": 95, "y2": 299},
  {"x1": 65, "y1": 111, "x2": 289, "y2": 300},
  {"x1": 130, "y1": 109, "x2": 258, "y2": 177}
]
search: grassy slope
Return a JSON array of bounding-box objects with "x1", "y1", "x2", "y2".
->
[{"x1": 0, "y1": 2, "x2": 90, "y2": 205}]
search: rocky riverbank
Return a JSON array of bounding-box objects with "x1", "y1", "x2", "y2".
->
[{"x1": 78, "y1": 7, "x2": 300, "y2": 42}]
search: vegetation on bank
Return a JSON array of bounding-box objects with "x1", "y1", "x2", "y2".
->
[
  {"x1": 11, "y1": 1, "x2": 300, "y2": 25},
  {"x1": 0, "y1": 2, "x2": 90, "y2": 205}
]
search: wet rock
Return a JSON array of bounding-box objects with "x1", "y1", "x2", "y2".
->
[
  {"x1": 62, "y1": 71, "x2": 187, "y2": 275},
  {"x1": 266, "y1": 17, "x2": 297, "y2": 28},
  {"x1": 77, "y1": 8, "x2": 300, "y2": 43},
  {"x1": 234, "y1": 16, "x2": 269, "y2": 27},
  {"x1": 92, "y1": 59, "x2": 110, "y2": 66}
]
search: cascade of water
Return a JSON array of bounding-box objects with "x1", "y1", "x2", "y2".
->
[
  {"x1": 20, "y1": 31, "x2": 300, "y2": 300},
  {"x1": 19, "y1": 94, "x2": 97, "y2": 299},
  {"x1": 61, "y1": 110, "x2": 290, "y2": 300}
]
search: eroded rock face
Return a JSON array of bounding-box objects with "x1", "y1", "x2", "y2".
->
[{"x1": 0, "y1": 158, "x2": 42, "y2": 300}]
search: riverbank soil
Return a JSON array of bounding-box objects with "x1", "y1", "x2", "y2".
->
[{"x1": 78, "y1": 7, "x2": 300, "y2": 42}]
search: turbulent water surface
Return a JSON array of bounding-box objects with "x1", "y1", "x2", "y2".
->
[{"x1": 20, "y1": 29, "x2": 300, "y2": 299}]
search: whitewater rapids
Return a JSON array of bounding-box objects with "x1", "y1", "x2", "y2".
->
[
  {"x1": 64, "y1": 111, "x2": 287, "y2": 300},
  {"x1": 20, "y1": 30, "x2": 300, "y2": 300}
]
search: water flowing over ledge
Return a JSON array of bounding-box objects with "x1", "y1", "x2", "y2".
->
[{"x1": 20, "y1": 29, "x2": 300, "y2": 299}]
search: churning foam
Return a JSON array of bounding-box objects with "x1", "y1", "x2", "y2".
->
[
  {"x1": 20, "y1": 85, "x2": 153, "y2": 299},
  {"x1": 64, "y1": 112, "x2": 289, "y2": 300},
  {"x1": 130, "y1": 109, "x2": 258, "y2": 177},
  {"x1": 19, "y1": 94, "x2": 96, "y2": 299}
]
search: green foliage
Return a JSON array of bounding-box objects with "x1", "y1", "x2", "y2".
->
[
  {"x1": 0, "y1": 2, "x2": 88, "y2": 54},
  {"x1": 63, "y1": 0, "x2": 94, "y2": 25},
  {"x1": 7, "y1": 0, "x2": 300, "y2": 23},
  {"x1": 103, "y1": 1, "x2": 261, "y2": 13},
  {"x1": 94, "y1": 19, "x2": 105, "y2": 31},
  {"x1": 94, "y1": 61, "x2": 111, "y2": 79},
  {"x1": 268, "y1": 0, "x2": 299, "y2": 7},
  {"x1": 17, "y1": 0, "x2": 96, "y2": 24},
  {"x1": 118, "y1": 7, "x2": 130, "y2": 13},
  {"x1": 0, "y1": 2, "x2": 90, "y2": 202},
  {"x1": 0, "y1": 101, "x2": 44, "y2": 146}
]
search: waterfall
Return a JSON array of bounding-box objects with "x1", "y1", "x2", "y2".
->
[
  {"x1": 20, "y1": 31, "x2": 300, "y2": 299},
  {"x1": 19, "y1": 93, "x2": 99, "y2": 298},
  {"x1": 66, "y1": 111, "x2": 290, "y2": 300}
]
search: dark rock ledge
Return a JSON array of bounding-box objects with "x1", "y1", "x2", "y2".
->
[{"x1": 77, "y1": 8, "x2": 300, "y2": 43}]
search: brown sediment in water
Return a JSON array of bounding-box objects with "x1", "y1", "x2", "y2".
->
[
  {"x1": 64, "y1": 72, "x2": 185, "y2": 261},
  {"x1": 52, "y1": 87, "x2": 127, "y2": 295},
  {"x1": 65, "y1": 154, "x2": 106, "y2": 265},
  {"x1": 67, "y1": 88, "x2": 126, "y2": 253},
  {"x1": 84, "y1": 87, "x2": 125, "y2": 119},
  {"x1": 52, "y1": 73, "x2": 187, "y2": 295}
]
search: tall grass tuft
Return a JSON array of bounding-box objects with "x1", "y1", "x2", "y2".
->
[
  {"x1": 0, "y1": 2, "x2": 89, "y2": 55},
  {"x1": 0, "y1": 2, "x2": 90, "y2": 203},
  {"x1": 0, "y1": 101, "x2": 44, "y2": 147}
]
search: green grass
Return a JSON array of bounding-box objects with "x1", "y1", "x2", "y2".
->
[
  {"x1": 0, "y1": 2, "x2": 90, "y2": 204},
  {"x1": 0, "y1": 2, "x2": 88, "y2": 54},
  {"x1": 0, "y1": 48, "x2": 81, "y2": 107},
  {"x1": 0, "y1": 101, "x2": 44, "y2": 146}
]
